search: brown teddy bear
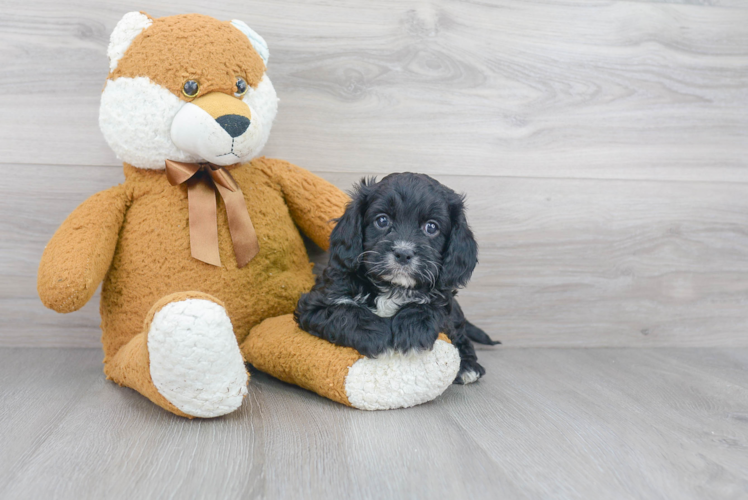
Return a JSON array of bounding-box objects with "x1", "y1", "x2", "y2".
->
[{"x1": 37, "y1": 12, "x2": 460, "y2": 418}]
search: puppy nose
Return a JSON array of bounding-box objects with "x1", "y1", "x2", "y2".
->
[
  {"x1": 393, "y1": 248, "x2": 415, "y2": 265},
  {"x1": 216, "y1": 114, "x2": 250, "y2": 138}
]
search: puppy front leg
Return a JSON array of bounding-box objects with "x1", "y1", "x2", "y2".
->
[
  {"x1": 390, "y1": 303, "x2": 445, "y2": 353},
  {"x1": 319, "y1": 305, "x2": 392, "y2": 358},
  {"x1": 296, "y1": 294, "x2": 391, "y2": 357}
]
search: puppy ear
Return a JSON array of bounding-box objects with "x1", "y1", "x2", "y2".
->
[
  {"x1": 329, "y1": 178, "x2": 374, "y2": 272},
  {"x1": 438, "y1": 195, "x2": 478, "y2": 290}
]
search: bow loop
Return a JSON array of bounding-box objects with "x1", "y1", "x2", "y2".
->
[
  {"x1": 165, "y1": 159, "x2": 259, "y2": 268},
  {"x1": 207, "y1": 165, "x2": 239, "y2": 192},
  {"x1": 165, "y1": 160, "x2": 201, "y2": 186}
]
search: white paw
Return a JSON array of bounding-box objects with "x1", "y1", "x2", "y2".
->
[
  {"x1": 344, "y1": 340, "x2": 460, "y2": 410},
  {"x1": 457, "y1": 369, "x2": 480, "y2": 385},
  {"x1": 148, "y1": 299, "x2": 248, "y2": 418}
]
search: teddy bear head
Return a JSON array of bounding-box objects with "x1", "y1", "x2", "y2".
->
[{"x1": 99, "y1": 12, "x2": 278, "y2": 169}]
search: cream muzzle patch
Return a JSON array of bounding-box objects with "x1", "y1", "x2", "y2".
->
[{"x1": 171, "y1": 97, "x2": 260, "y2": 166}]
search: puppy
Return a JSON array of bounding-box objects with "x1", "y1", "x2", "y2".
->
[{"x1": 294, "y1": 173, "x2": 499, "y2": 384}]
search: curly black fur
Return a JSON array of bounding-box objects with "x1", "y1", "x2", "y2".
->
[{"x1": 294, "y1": 173, "x2": 499, "y2": 383}]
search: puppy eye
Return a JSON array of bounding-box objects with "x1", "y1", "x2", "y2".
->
[
  {"x1": 182, "y1": 80, "x2": 199, "y2": 98},
  {"x1": 235, "y1": 77, "x2": 248, "y2": 97},
  {"x1": 423, "y1": 221, "x2": 440, "y2": 236},
  {"x1": 374, "y1": 214, "x2": 390, "y2": 229}
]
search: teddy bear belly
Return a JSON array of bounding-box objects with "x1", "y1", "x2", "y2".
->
[{"x1": 99, "y1": 197, "x2": 316, "y2": 362}]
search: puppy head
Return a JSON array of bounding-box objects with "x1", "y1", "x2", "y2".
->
[
  {"x1": 99, "y1": 12, "x2": 278, "y2": 169},
  {"x1": 329, "y1": 173, "x2": 478, "y2": 290}
]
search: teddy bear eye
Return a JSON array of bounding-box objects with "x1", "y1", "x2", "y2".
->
[
  {"x1": 235, "y1": 77, "x2": 248, "y2": 97},
  {"x1": 182, "y1": 80, "x2": 199, "y2": 98}
]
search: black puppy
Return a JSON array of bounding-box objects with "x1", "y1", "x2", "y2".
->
[{"x1": 294, "y1": 173, "x2": 499, "y2": 384}]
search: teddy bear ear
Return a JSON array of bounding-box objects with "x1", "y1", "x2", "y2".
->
[
  {"x1": 107, "y1": 11, "x2": 153, "y2": 73},
  {"x1": 230, "y1": 20, "x2": 269, "y2": 65}
]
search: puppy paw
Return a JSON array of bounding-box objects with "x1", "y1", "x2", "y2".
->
[
  {"x1": 388, "y1": 304, "x2": 444, "y2": 353},
  {"x1": 391, "y1": 318, "x2": 439, "y2": 354},
  {"x1": 454, "y1": 359, "x2": 486, "y2": 385},
  {"x1": 354, "y1": 329, "x2": 392, "y2": 358}
]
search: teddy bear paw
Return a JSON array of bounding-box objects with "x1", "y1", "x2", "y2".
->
[
  {"x1": 344, "y1": 338, "x2": 460, "y2": 410},
  {"x1": 147, "y1": 298, "x2": 248, "y2": 418}
]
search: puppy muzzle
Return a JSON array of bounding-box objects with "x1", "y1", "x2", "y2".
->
[{"x1": 380, "y1": 252, "x2": 419, "y2": 288}]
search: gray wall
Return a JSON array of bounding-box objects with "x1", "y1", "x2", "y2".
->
[{"x1": 2, "y1": 0, "x2": 747, "y2": 347}]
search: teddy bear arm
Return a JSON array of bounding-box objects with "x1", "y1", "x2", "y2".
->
[
  {"x1": 268, "y1": 160, "x2": 349, "y2": 251},
  {"x1": 37, "y1": 185, "x2": 130, "y2": 313}
]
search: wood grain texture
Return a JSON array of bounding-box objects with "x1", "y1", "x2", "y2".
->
[
  {"x1": 0, "y1": 0, "x2": 746, "y2": 181},
  {"x1": 1, "y1": 346, "x2": 747, "y2": 499},
  {"x1": 1, "y1": 0, "x2": 748, "y2": 348},
  {"x1": 3, "y1": 164, "x2": 748, "y2": 348}
]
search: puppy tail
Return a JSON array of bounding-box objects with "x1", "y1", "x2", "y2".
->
[{"x1": 464, "y1": 320, "x2": 501, "y2": 345}]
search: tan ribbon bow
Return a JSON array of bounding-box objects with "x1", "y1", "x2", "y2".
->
[{"x1": 165, "y1": 159, "x2": 259, "y2": 268}]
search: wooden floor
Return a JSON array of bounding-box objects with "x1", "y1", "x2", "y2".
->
[{"x1": 1, "y1": 346, "x2": 746, "y2": 499}]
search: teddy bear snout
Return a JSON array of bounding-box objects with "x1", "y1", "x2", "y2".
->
[
  {"x1": 215, "y1": 115, "x2": 250, "y2": 138},
  {"x1": 169, "y1": 92, "x2": 262, "y2": 166}
]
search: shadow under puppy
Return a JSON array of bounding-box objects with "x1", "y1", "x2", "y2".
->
[{"x1": 295, "y1": 173, "x2": 499, "y2": 384}]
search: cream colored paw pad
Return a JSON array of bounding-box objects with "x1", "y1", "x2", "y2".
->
[
  {"x1": 345, "y1": 340, "x2": 460, "y2": 410},
  {"x1": 148, "y1": 299, "x2": 248, "y2": 418}
]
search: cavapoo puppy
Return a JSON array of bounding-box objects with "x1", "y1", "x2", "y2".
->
[{"x1": 294, "y1": 173, "x2": 499, "y2": 384}]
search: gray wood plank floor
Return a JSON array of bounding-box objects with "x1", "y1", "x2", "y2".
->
[{"x1": 1, "y1": 346, "x2": 747, "y2": 499}]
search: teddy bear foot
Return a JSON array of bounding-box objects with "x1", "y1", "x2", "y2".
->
[
  {"x1": 243, "y1": 315, "x2": 461, "y2": 410},
  {"x1": 344, "y1": 339, "x2": 461, "y2": 410},
  {"x1": 147, "y1": 297, "x2": 249, "y2": 418}
]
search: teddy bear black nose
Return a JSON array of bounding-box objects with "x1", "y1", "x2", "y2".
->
[{"x1": 216, "y1": 114, "x2": 250, "y2": 138}]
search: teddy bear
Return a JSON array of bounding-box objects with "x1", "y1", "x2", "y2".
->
[{"x1": 37, "y1": 12, "x2": 461, "y2": 418}]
